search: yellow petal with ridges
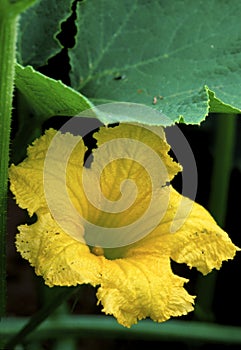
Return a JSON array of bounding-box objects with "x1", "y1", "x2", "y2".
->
[
  {"x1": 84, "y1": 123, "x2": 181, "y2": 229},
  {"x1": 163, "y1": 189, "x2": 240, "y2": 274},
  {"x1": 9, "y1": 129, "x2": 87, "y2": 216},
  {"x1": 94, "y1": 123, "x2": 181, "y2": 183},
  {"x1": 124, "y1": 187, "x2": 239, "y2": 275},
  {"x1": 16, "y1": 209, "x2": 102, "y2": 287},
  {"x1": 9, "y1": 159, "x2": 48, "y2": 216},
  {"x1": 97, "y1": 254, "x2": 194, "y2": 327},
  {"x1": 9, "y1": 130, "x2": 59, "y2": 215}
]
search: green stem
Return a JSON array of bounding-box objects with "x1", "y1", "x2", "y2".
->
[
  {"x1": 194, "y1": 114, "x2": 236, "y2": 321},
  {"x1": 209, "y1": 114, "x2": 236, "y2": 225},
  {"x1": 0, "y1": 0, "x2": 37, "y2": 320},
  {"x1": 52, "y1": 303, "x2": 77, "y2": 350},
  {"x1": 4, "y1": 286, "x2": 81, "y2": 349},
  {"x1": 2, "y1": 317, "x2": 241, "y2": 345},
  {"x1": 0, "y1": 6, "x2": 19, "y2": 320}
]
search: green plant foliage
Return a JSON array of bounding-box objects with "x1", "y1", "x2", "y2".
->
[
  {"x1": 17, "y1": 0, "x2": 74, "y2": 67},
  {"x1": 69, "y1": 0, "x2": 241, "y2": 125},
  {"x1": 15, "y1": 64, "x2": 93, "y2": 117},
  {"x1": 15, "y1": 64, "x2": 176, "y2": 126}
]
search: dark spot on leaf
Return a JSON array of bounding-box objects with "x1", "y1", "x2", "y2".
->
[{"x1": 113, "y1": 74, "x2": 126, "y2": 80}]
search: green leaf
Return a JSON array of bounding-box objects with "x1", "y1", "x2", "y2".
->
[
  {"x1": 17, "y1": 0, "x2": 74, "y2": 67},
  {"x1": 69, "y1": 0, "x2": 241, "y2": 125},
  {"x1": 208, "y1": 89, "x2": 241, "y2": 114},
  {"x1": 15, "y1": 63, "x2": 93, "y2": 117},
  {"x1": 12, "y1": 64, "x2": 94, "y2": 163}
]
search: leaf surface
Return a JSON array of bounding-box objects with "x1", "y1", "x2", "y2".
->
[
  {"x1": 69, "y1": 0, "x2": 241, "y2": 125},
  {"x1": 17, "y1": 0, "x2": 74, "y2": 67},
  {"x1": 15, "y1": 64, "x2": 93, "y2": 118}
]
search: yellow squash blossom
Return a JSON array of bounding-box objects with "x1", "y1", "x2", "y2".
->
[{"x1": 9, "y1": 123, "x2": 239, "y2": 327}]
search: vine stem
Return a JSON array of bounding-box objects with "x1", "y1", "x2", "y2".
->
[
  {"x1": 0, "y1": 7, "x2": 18, "y2": 321},
  {"x1": 3, "y1": 287, "x2": 80, "y2": 349},
  {"x1": 0, "y1": 0, "x2": 36, "y2": 320},
  {"x1": 194, "y1": 114, "x2": 236, "y2": 321},
  {"x1": 208, "y1": 114, "x2": 236, "y2": 226}
]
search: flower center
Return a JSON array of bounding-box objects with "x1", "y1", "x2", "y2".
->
[
  {"x1": 90, "y1": 245, "x2": 127, "y2": 260},
  {"x1": 90, "y1": 246, "x2": 104, "y2": 256}
]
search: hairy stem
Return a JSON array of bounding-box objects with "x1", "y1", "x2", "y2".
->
[
  {"x1": 0, "y1": 7, "x2": 18, "y2": 320},
  {"x1": 0, "y1": 0, "x2": 37, "y2": 321}
]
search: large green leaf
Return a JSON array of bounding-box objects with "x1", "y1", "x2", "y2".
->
[
  {"x1": 69, "y1": 0, "x2": 241, "y2": 125},
  {"x1": 14, "y1": 64, "x2": 171, "y2": 129},
  {"x1": 17, "y1": 0, "x2": 74, "y2": 67},
  {"x1": 13, "y1": 64, "x2": 93, "y2": 163},
  {"x1": 15, "y1": 64, "x2": 93, "y2": 117}
]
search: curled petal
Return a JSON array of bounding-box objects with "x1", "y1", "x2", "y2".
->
[
  {"x1": 126, "y1": 187, "x2": 239, "y2": 275},
  {"x1": 97, "y1": 255, "x2": 194, "y2": 327},
  {"x1": 9, "y1": 129, "x2": 86, "y2": 216},
  {"x1": 164, "y1": 190, "x2": 240, "y2": 274},
  {"x1": 16, "y1": 210, "x2": 103, "y2": 287}
]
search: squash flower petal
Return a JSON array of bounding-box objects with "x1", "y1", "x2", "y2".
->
[{"x1": 9, "y1": 123, "x2": 239, "y2": 327}]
